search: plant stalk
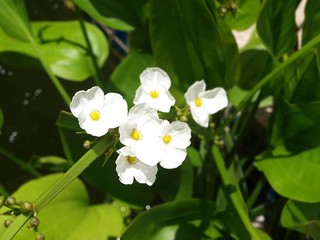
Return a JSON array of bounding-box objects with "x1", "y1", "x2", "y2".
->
[{"x1": 212, "y1": 145, "x2": 261, "y2": 240}]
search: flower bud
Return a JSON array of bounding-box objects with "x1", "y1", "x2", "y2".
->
[
  {"x1": 5, "y1": 196, "x2": 16, "y2": 206},
  {"x1": 20, "y1": 201, "x2": 34, "y2": 213},
  {"x1": 29, "y1": 216, "x2": 40, "y2": 229},
  {"x1": 0, "y1": 196, "x2": 5, "y2": 207},
  {"x1": 35, "y1": 232, "x2": 45, "y2": 240},
  {"x1": 83, "y1": 140, "x2": 91, "y2": 149},
  {"x1": 4, "y1": 219, "x2": 12, "y2": 228}
]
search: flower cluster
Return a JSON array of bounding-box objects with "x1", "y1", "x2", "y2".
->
[{"x1": 70, "y1": 67, "x2": 228, "y2": 186}]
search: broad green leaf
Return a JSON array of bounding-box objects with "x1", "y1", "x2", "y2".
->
[
  {"x1": 149, "y1": 0, "x2": 239, "y2": 91},
  {"x1": 256, "y1": 98, "x2": 320, "y2": 202},
  {"x1": 109, "y1": 51, "x2": 155, "y2": 104},
  {"x1": 257, "y1": 0, "x2": 299, "y2": 58},
  {"x1": 0, "y1": 174, "x2": 124, "y2": 239},
  {"x1": 121, "y1": 199, "x2": 216, "y2": 240},
  {"x1": 238, "y1": 49, "x2": 272, "y2": 90},
  {"x1": 73, "y1": 0, "x2": 148, "y2": 31},
  {"x1": 302, "y1": 0, "x2": 320, "y2": 46},
  {"x1": 281, "y1": 200, "x2": 320, "y2": 239},
  {"x1": 282, "y1": 52, "x2": 320, "y2": 103},
  {"x1": 223, "y1": 0, "x2": 262, "y2": 31},
  {"x1": 0, "y1": 21, "x2": 108, "y2": 81},
  {"x1": 0, "y1": 0, "x2": 32, "y2": 42}
]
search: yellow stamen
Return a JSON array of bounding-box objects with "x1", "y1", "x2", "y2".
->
[
  {"x1": 131, "y1": 129, "x2": 142, "y2": 141},
  {"x1": 194, "y1": 97, "x2": 202, "y2": 107},
  {"x1": 162, "y1": 135, "x2": 171, "y2": 144},
  {"x1": 150, "y1": 89, "x2": 159, "y2": 98},
  {"x1": 89, "y1": 109, "x2": 101, "y2": 121},
  {"x1": 127, "y1": 156, "x2": 138, "y2": 165}
]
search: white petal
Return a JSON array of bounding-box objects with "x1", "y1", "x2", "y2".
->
[
  {"x1": 133, "y1": 162, "x2": 158, "y2": 186},
  {"x1": 200, "y1": 88, "x2": 228, "y2": 114},
  {"x1": 140, "y1": 67, "x2": 171, "y2": 90},
  {"x1": 128, "y1": 104, "x2": 158, "y2": 120},
  {"x1": 160, "y1": 146, "x2": 187, "y2": 169},
  {"x1": 119, "y1": 122, "x2": 136, "y2": 146},
  {"x1": 184, "y1": 80, "x2": 206, "y2": 103},
  {"x1": 84, "y1": 86, "x2": 105, "y2": 111},
  {"x1": 152, "y1": 88, "x2": 176, "y2": 112},
  {"x1": 101, "y1": 93, "x2": 128, "y2": 128},
  {"x1": 115, "y1": 154, "x2": 134, "y2": 185},
  {"x1": 190, "y1": 106, "x2": 210, "y2": 128},
  {"x1": 133, "y1": 86, "x2": 144, "y2": 105},
  {"x1": 170, "y1": 121, "x2": 191, "y2": 149},
  {"x1": 70, "y1": 90, "x2": 87, "y2": 117},
  {"x1": 79, "y1": 118, "x2": 109, "y2": 137},
  {"x1": 135, "y1": 138, "x2": 163, "y2": 166}
]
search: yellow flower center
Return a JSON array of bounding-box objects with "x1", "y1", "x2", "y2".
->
[
  {"x1": 162, "y1": 135, "x2": 171, "y2": 144},
  {"x1": 150, "y1": 89, "x2": 159, "y2": 98},
  {"x1": 194, "y1": 97, "x2": 202, "y2": 107},
  {"x1": 127, "y1": 156, "x2": 138, "y2": 165},
  {"x1": 131, "y1": 129, "x2": 142, "y2": 141},
  {"x1": 89, "y1": 109, "x2": 101, "y2": 121}
]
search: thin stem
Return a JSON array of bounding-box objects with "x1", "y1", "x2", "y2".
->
[
  {"x1": 237, "y1": 34, "x2": 320, "y2": 111},
  {"x1": 34, "y1": 135, "x2": 112, "y2": 211},
  {"x1": 246, "y1": 178, "x2": 266, "y2": 209},
  {"x1": 0, "y1": 136, "x2": 112, "y2": 240},
  {"x1": 212, "y1": 145, "x2": 261, "y2": 240},
  {"x1": 0, "y1": 147, "x2": 41, "y2": 178},
  {"x1": 76, "y1": 7, "x2": 104, "y2": 89},
  {"x1": 29, "y1": 39, "x2": 71, "y2": 105}
]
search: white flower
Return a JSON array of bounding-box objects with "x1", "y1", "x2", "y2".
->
[
  {"x1": 159, "y1": 120, "x2": 191, "y2": 169},
  {"x1": 115, "y1": 146, "x2": 158, "y2": 186},
  {"x1": 70, "y1": 86, "x2": 128, "y2": 137},
  {"x1": 119, "y1": 104, "x2": 163, "y2": 166},
  {"x1": 184, "y1": 80, "x2": 228, "y2": 127},
  {"x1": 133, "y1": 67, "x2": 175, "y2": 112}
]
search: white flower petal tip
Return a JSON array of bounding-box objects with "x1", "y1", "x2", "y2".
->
[
  {"x1": 184, "y1": 81, "x2": 228, "y2": 128},
  {"x1": 159, "y1": 120, "x2": 192, "y2": 169},
  {"x1": 70, "y1": 86, "x2": 128, "y2": 137},
  {"x1": 133, "y1": 67, "x2": 175, "y2": 112},
  {"x1": 115, "y1": 146, "x2": 158, "y2": 186}
]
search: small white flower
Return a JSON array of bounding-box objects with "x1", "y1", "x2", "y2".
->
[
  {"x1": 184, "y1": 80, "x2": 228, "y2": 127},
  {"x1": 119, "y1": 104, "x2": 163, "y2": 166},
  {"x1": 115, "y1": 146, "x2": 158, "y2": 186},
  {"x1": 133, "y1": 67, "x2": 175, "y2": 112},
  {"x1": 70, "y1": 86, "x2": 128, "y2": 137},
  {"x1": 159, "y1": 120, "x2": 191, "y2": 169}
]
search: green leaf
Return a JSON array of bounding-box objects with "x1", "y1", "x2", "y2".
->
[
  {"x1": 223, "y1": 0, "x2": 262, "y2": 31},
  {"x1": 281, "y1": 200, "x2": 320, "y2": 239},
  {"x1": 56, "y1": 111, "x2": 82, "y2": 132},
  {"x1": 73, "y1": 0, "x2": 148, "y2": 31},
  {"x1": 257, "y1": 0, "x2": 299, "y2": 58},
  {"x1": 256, "y1": 99, "x2": 320, "y2": 202},
  {"x1": 0, "y1": 21, "x2": 109, "y2": 81},
  {"x1": 121, "y1": 199, "x2": 216, "y2": 240},
  {"x1": 302, "y1": 0, "x2": 320, "y2": 46},
  {"x1": 149, "y1": 0, "x2": 239, "y2": 91},
  {"x1": 0, "y1": 0, "x2": 32, "y2": 41},
  {"x1": 109, "y1": 51, "x2": 155, "y2": 104},
  {"x1": 0, "y1": 174, "x2": 124, "y2": 239}
]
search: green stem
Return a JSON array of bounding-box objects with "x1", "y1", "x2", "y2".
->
[
  {"x1": 246, "y1": 178, "x2": 266, "y2": 210},
  {"x1": 76, "y1": 7, "x2": 104, "y2": 89},
  {"x1": 238, "y1": 34, "x2": 320, "y2": 111},
  {"x1": 212, "y1": 145, "x2": 261, "y2": 240},
  {"x1": 0, "y1": 136, "x2": 112, "y2": 240},
  {"x1": 0, "y1": 147, "x2": 41, "y2": 178},
  {"x1": 29, "y1": 39, "x2": 71, "y2": 105}
]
